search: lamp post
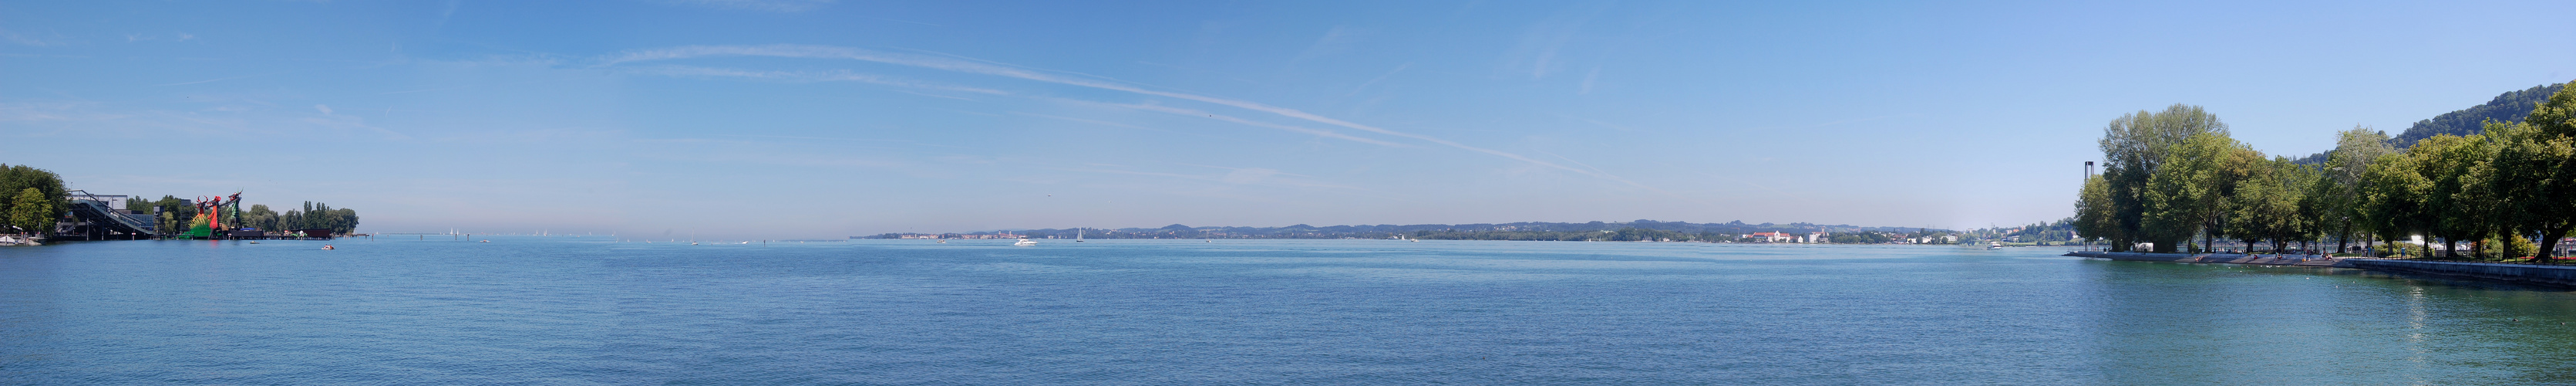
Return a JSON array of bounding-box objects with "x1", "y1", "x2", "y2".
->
[{"x1": 2083, "y1": 161, "x2": 2095, "y2": 252}]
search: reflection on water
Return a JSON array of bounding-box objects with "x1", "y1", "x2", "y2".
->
[{"x1": 2, "y1": 239, "x2": 2571, "y2": 384}]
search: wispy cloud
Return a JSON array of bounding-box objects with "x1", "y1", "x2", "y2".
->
[
  {"x1": 1579, "y1": 66, "x2": 1601, "y2": 95},
  {"x1": 1289, "y1": 25, "x2": 1365, "y2": 66},
  {"x1": 655, "y1": 0, "x2": 835, "y2": 12},
  {"x1": 598, "y1": 43, "x2": 1662, "y2": 191},
  {"x1": 1, "y1": 29, "x2": 76, "y2": 46},
  {"x1": 1345, "y1": 63, "x2": 1410, "y2": 96},
  {"x1": 1057, "y1": 164, "x2": 1361, "y2": 191},
  {"x1": 707, "y1": 134, "x2": 971, "y2": 149},
  {"x1": 1504, "y1": 5, "x2": 1601, "y2": 80},
  {"x1": 157, "y1": 73, "x2": 275, "y2": 86},
  {"x1": 1563, "y1": 115, "x2": 1634, "y2": 131},
  {"x1": 1115, "y1": 103, "x2": 1399, "y2": 147},
  {"x1": 378, "y1": 85, "x2": 482, "y2": 95},
  {"x1": 862, "y1": 16, "x2": 941, "y2": 26},
  {"x1": 1010, "y1": 112, "x2": 1183, "y2": 134},
  {"x1": 0, "y1": 101, "x2": 116, "y2": 122},
  {"x1": 618, "y1": 65, "x2": 1008, "y2": 95}
]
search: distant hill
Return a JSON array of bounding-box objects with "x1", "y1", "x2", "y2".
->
[
  {"x1": 2291, "y1": 83, "x2": 2567, "y2": 164},
  {"x1": 865, "y1": 220, "x2": 1948, "y2": 240}
]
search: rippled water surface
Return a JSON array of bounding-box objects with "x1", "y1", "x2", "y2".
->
[{"x1": 6, "y1": 238, "x2": 2576, "y2": 384}]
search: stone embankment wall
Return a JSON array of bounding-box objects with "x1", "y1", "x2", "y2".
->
[
  {"x1": 2064, "y1": 251, "x2": 2196, "y2": 262},
  {"x1": 2346, "y1": 259, "x2": 2576, "y2": 288}
]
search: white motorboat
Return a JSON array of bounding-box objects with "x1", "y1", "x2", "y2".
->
[
  {"x1": 1013, "y1": 238, "x2": 1038, "y2": 246},
  {"x1": 1987, "y1": 242, "x2": 2003, "y2": 249}
]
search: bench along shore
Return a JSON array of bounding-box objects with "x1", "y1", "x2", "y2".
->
[{"x1": 2066, "y1": 251, "x2": 2576, "y2": 288}]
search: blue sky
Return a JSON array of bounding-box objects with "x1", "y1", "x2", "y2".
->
[{"x1": 4, "y1": 1, "x2": 2571, "y2": 238}]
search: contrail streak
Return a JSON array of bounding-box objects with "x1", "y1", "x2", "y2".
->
[{"x1": 602, "y1": 44, "x2": 1663, "y2": 191}]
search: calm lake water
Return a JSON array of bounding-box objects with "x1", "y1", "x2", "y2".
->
[{"x1": 5, "y1": 238, "x2": 2574, "y2": 384}]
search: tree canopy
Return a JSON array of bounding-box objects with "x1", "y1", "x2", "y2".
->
[{"x1": 2078, "y1": 80, "x2": 2576, "y2": 261}]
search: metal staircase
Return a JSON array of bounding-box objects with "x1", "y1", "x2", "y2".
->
[{"x1": 64, "y1": 190, "x2": 155, "y2": 238}]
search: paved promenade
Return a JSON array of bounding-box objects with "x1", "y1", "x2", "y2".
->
[{"x1": 2063, "y1": 251, "x2": 2365, "y2": 268}]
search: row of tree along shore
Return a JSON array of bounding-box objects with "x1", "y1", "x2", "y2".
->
[
  {"x1": 2074, "y1": 81, "x2": 2576, "y2": 262},
  {"x1": 128, "y1": 197, "x2": 359, "y2": 238},
  {"x1": 0, "y1": 163, "x2": 359, "y2": 240}
]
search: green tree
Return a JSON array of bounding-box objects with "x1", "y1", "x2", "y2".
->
[
  {"x1": 2408, "y1": 134, "x2": 2498, "y2": 257},
  {"x1": 242, "y1": 204, "x2": 279, "y2": 232},
  {"x1": 2314, "y1": 127, "x2": 2396, "y2": 253},
  {"x1": 2490, "y1": 127, "x2": 2576, "y2": 260},
  {"x1": 2143, "y1": 132, "x2": 2256, "y2": 253},
  {"x1": 2099, "y1": 104, "x2": 2230, "y2": 252},
  {"x1": 332, "y1": 208, "x2": 359, "y2": 234},
  {"x1": 0, "y1": 164, "x2": 68, "y2": 235},
  {"x1": 2487, "y1": 81, "x2": 2576, "y2": 262},
  {"x1": 2361, "y1": 152, "x2": 2432, "y2": 256},
  {"x1": 2073, "y1": 175, "x2": 2117, "y2": 247},
  {"x1": 150, "y1": 196, "x2": 195, "y2": 236},
  {"x1": 2229, "y1": 157, "x2": 2312, "y2": 252},
  {"x1": 2526, "y1": 80, "x2": 2576, "y2": 139},
  {"x1": 8, "y1": 188, "x2": 52, "y2": 235}
]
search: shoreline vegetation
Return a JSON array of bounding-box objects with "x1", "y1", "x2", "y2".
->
[
  {"x1": 2074, "y1": 81, "x2": 2576, "y2": 263},
  {"x1": 0, "y1": 164, "x2": 359, "y2": 242}
]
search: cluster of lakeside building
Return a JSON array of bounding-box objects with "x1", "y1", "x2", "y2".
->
[{"x1": 12, "y1": 193, "x2": 350, "y2": 245}]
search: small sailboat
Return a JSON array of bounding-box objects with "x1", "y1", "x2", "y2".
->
[
  {"x1": 1013, "y1": 238, "x2": 1038, "y2": 246},
  {"x1": 1076, "y1": 228, "x2": 1085, "y2": 242}
]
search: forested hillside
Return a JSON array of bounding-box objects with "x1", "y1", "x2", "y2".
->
[
  {"x1": 2293, "y1": 83, "x2": 2567, "y2": 164},
  {"x1": 870, "y1": 219, "x2": 1945, "y2": 241}
]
